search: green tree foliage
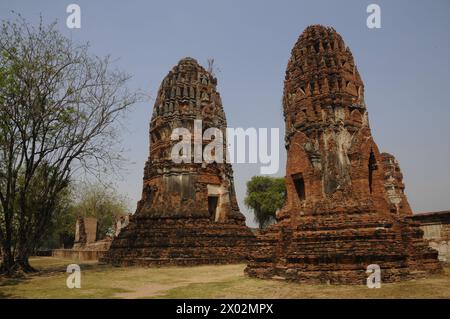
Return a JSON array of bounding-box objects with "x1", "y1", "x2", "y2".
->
[
  {"x1": 244, "y1": 176, "x2": 286, "y2": 229},
  {"x1": 72, "y1": 183, "x2": 130, "y2": 239},
  {"x1": 39, "y1": 184, "x2": 75, "y2": 249},
  {"x1": 39, "y1": 183, "x2": 129, "y2": 249}
]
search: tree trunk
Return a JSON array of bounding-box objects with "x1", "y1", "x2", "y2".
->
[
  {"x1": 14, "y1": 256, "x2": 36, "y2": 273},
  {"x1": 15, "y1": 241, "x2": 36, "y2": 273},
  {"x1": 0, "y1": 247, "x2": 15, "y2": 275}
]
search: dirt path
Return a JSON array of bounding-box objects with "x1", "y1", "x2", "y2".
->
[{"x1": 114, "y1": 269, "x2": 240, "y2": 299}]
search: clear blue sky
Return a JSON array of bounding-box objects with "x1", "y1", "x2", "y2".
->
[{"x1": 1, "y1": 0, "x2": 450, "y2": 227}]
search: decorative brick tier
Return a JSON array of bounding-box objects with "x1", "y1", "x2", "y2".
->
[
  {"x1": 246, "y1": 205, "x2": 441, "y2": 284},
  {"x1": 103, "y1": 217, "x2": 256, "y2": 266}
]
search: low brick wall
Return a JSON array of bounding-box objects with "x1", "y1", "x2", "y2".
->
[
  {"x1": 52, "y1": 249, "x2": 107, "y2": 261},
  {"x1": 412, "y1": 211, "x2": 450, "y2": 263}
]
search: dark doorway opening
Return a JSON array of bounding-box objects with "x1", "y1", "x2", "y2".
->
[
  {"x1": 292, "y1": 173, "x2": 306, "y2": 201},
  {"x1": 208, "y1": 196, "x2": 219, "y2": 221},
  {"x1": 368, "y1": 150, "x2": 377, "y2": 194}
]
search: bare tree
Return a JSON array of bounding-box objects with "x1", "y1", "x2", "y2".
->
[{"x1": 0, "y1": 15, "x2": 141, "y2": 274}]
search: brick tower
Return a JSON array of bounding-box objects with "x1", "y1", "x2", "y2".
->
[
  {"x1": 245, "y1": 25, "x2": 441, "y2": 284},
  {"x1": 102, "y1": 57, "x2": 256, "y2": 266}
]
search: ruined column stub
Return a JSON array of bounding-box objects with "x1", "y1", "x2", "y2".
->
[
  {"x1": 74, "y1": 217, "x2": 98, "y2": 248},
  {"x1": 102, "y1": 58, "x2": 256, "y2": 266},
  {"x1": 245, "y1": 25, "x2": 441, "y2": 284},
  {"x1": 74, "y1": 216, "x2": 83, "y2": 243},
  {"x1": 84, "y1": 218, "x2": 98, "y2": 244}
]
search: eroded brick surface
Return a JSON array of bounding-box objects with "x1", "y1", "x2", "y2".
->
[
  {"x1": 101, "y1": 58, "x2": 256, "y2": 266},
  {"x1": 245, "y1": 25, "x2": 441, "y2": 284}
]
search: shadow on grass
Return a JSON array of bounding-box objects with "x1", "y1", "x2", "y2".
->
[
  {"x1": 0, "y1": 260, "x2": 111, "y2": 289},
  {"x1": 149, "y1": 279, "x2": 241, "y2": 299},
  {"x1": 0, "y1": 277, "x2": 29, "y2": 285},
  {"x1": 0, "y1": 291, "x2": 14, "y2": 298},
  {"x1": 0, "y1": 276, "x2": 33, "y2": 299},
  {"x1": 33, "y1": 262, "x2": 105, "y2": 276}
]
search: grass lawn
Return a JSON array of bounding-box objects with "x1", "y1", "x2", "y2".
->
[{"x1": 0, "y1": 257, "x2": 449, "y2": 299}]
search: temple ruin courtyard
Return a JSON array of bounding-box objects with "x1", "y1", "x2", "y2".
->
[{"x1": 0, "y1": 257, "x2": 449, "y2": 299}]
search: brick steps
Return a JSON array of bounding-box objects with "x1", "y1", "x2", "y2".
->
[{"x1": 100, "y1": 217, "x2": 257, "y2": 266}]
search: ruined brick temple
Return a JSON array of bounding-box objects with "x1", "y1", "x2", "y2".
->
[
  {"x1": 245, "y1": 25, "x2": 441, "y2": 284},
  {"x1": 102, "y1": 58, "x2": 256, "y2": 266}
]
